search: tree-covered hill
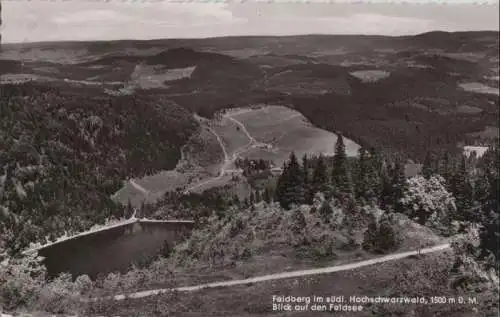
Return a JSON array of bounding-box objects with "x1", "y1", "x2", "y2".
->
[{"x1": 0, "y1": 83, "x2": 197, "y2": 254}]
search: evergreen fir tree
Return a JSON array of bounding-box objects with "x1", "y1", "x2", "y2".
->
[
  {"x1": 263, "y1": 187, "x2": 271, "y2": 204},
  {"x1": 390, "y1": 157, "x2": 407, "y2": 213},
  {"x1": 474, "y1": 175, "x2": 490, "y2": 206},
  {"x1": 362, "y1": 214, "x2": 379, "y2": 252},
  {"x1": 214, "y1": 193, "x2": 225, "y2": 212},
  {"x1": 478, "y1": 211, "x2": 499, "y2": 262},
  {"x1": 310, "y1": 154, "x2": 329, "y2": 201},
  {"x1": 274, "y1": 152, "x2": 306, "y2": 209},
  {"x1": 319, "y1": 200, "x2": 333, "y2": 223},
  {"x1": 355, "y1": 147, "x2": 370, "y2": 201},
  {"x1": 452, "y1": 155, "x2": 474, "y2": 220},
  {"x1": 366, "y1": 148, "x2": 383, "y2": 200},
  {"x1": 126, "y1": 199, "x2": 134, "y2": 217},
  {"x1": 438, "y1": 151, "x2": 453, "y2": 188},
  {"x1": 363, "y1": 214, "x2": 400, "y2": 253},
  {"x1": 331, "y1": 134, "x2": 353, "y2": 198},
  {"x1": 422, "y1": 151, "x2": 435, "y2": 179},
  {"x1": 475, "y1": 144, "x2": 499, "y2": 264},
  {"x1": 379, "y1": 158, "x2": 392, "y2": 210},
  {"x1": 291, "y1": 209, "x2": 307, "y2": 234},
  {"x1": 274, "y1": 161, "x2": 289, "y2": 205},
  {"x1": 232, "y1": 194, "x2": 240, "y2": 206},
  {"x1": 302, "y1": 154, "x2": 309, "y2": 184},
  {"x1": 377, "y1": 216, "x2": 400, "y2": 253},
  {"x1": 255, "y1": 189, "x2": 261, "y2": 203},
  {"x1": 302, "y1": 154, "x2": 311, "y2": 202}
]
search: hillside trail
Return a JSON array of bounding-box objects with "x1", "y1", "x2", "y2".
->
[
  {"x1": 183, "y1": 112, "x2": 270, "y2": 194},
  {"x1": 129, "y1": 179, "x2": 149, "y2": 196},
  {"x1": 111, "y1": 243, "x2": 451, "y2": 300}
]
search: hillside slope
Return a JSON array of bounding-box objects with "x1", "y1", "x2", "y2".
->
[
  {"x1": 0, "y1": 83, "x2": 197, "y2": 253},
  {"x1": 1, "y1": 33, "x2": 498, "y2": 159}
]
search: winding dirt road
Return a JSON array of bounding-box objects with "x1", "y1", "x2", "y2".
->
[
  {"x1": 183, "y1": 112, "x2": 269, "y2": 194},
  {"x1": 112, "y1": 243, "x2": 451, "y2": 300},
  {"x1": 129, "y1": 179, "x2": 149, "y2": 196}
]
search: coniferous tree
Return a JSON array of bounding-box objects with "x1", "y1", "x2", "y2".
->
[
  {"x1": 474, "y1": 175, "x2": 490, "y2": 206},
  {"x1": 363, "y1": 214, "x2": 400, "y2": 254},
  {"x1": 274, "y1": 152, "x2": 306, "y2": 209},
  {"x1": 475, "y1": 144, "x2": 500, "y2": 267},
  {"x1": 331, "y1": 134, "x2": 353, "y2": 199},
  {"x1": 310, "y1": 154, "x2": 329, "y2": 201},
  {"x1": 362, "y1": 214, "x2": 379, "y2": 252},
  {"x1": 126, "y1": 199, "x2": 134, "y2": 217},
  {"x1": 233, "y1": 194, "x2": 240, "y2": 206},
  {"x1": 302, "y1": 154, "x2": 311, "y2": 202},
  {"x1": 379, "y1": 158, "x2": 392, "y2": 210},
  {"x1": 390, "y1": 157, "x2": 407, "y2": 213},
  {"x1": 377, "y1": 216, "x2": 401, "y2": 253},
  {"x1": 438, "y1": 151, "x2": 453, "y2": 188},
  {"x1": 255, "y1": 189, "x2": 261, "y2": 203},
  {"x1": 319, "y1": 200, "x2": 333, "y2": 223},
  {"x1": 274, "y1": 161, "x2": 289, "y2": 205},
  {"x1": 214, "y1": 193, "x2": 225, "y2": 212},
  {"x1": 366, "y1": 148, "x2": 383, "y2": 200},
  {"x1": 263, "y1": 187, "x2": 271, "y2": 204},
  {"x1": 355, "y1": 147, "x2": 371, "y2": 201},
  {"x1": 302, "y1": 154, "x2": 309, "y2": 184},
  {"x1": 422, "y1": 151, "x2": 435, "y2": 179},
  {"x1": 478, "y1": 211, "x2": 499, "y2": 262},
  {"x1": 452, "y1": 155, "x2": 474, "y2": 220}
]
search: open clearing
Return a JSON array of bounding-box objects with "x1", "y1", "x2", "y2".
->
[
  {"x1": 129, "y1": 64, "x2": 196, "y2": 89},
  {"x1": 456, "y1": 105, "x2": 483, "y2": 114},
  {"x1": 463, "y1": 145, "x2": 490, "y2": 158},
  {"x1": 112, "y1": 124, "x2": 224, "y2": 206},
  {"x1": 459, "y1": 82, "x2": 499, "y2": 95},
  {"x1": 115, "y1": 105, "x2": 361, "y2": 201},
  {"x1": 227, "y1": 106, "x2": 360, "y2": 167},
  {"x1": 349, "y1": 70, "x2": 390, "y2": 83}
]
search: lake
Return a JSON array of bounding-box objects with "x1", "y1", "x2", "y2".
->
[{"x1": 37, "y1": 220, "x2": 194, "y2": 280}]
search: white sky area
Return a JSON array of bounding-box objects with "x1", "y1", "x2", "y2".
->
[{"x1": 1, "y1": 0, "x2": 499, "y2": 43}]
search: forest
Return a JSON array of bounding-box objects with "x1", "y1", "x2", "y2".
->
[{"x1": 0, "y1": 83, "x2": 197, "y2": 254}]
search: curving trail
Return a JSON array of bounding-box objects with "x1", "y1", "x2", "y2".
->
[
  {"x1": 226, "y1": 116, "x2": 257, "y2": 144},
  {"x1": 183, "y1": 125, "x2": 230, "y2": 193},
  {"x1": 129, "y1": 179, "x2": 149, "y2": 196},
  {"x1": 183, "y1": 112, "x2": 270, "y2": 194},
  {"x1": 111, "y1": 243, "x2": 451, "y2": 300}
]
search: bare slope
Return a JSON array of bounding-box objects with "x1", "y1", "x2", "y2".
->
[{"x1": 226, "y1": 105, "x2": 360, "y2": 167}]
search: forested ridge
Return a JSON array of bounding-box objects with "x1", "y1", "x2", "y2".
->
[
  {"x1": 273, "y1": 136, "x2": 498, "y2": 259},
  {"x1": 0, "y1": 83, "x2": 197, "y2": 254},
  {"x1": 0, "y1": 131, "x2": 498, "y2": 315},
  {"x1": 148, "y1": 134, "x2": 499, "y2": 274}
]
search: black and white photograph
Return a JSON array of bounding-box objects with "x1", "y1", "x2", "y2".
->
[{"x1": 0, "y1": 0, "x2": 499, "y2": 316}]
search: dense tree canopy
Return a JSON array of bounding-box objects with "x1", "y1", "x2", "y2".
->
[{"x1": 0, "y1": 83, "x2": 196, "y2": 254}]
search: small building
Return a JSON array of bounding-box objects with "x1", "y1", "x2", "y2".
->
[{"x1": 270, "y1": 167, "x2": 283, "y2": 176}]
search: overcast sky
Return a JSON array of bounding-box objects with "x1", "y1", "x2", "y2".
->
[{"x1": 1, "y1": 0, "x2": 499, "y2": 43}]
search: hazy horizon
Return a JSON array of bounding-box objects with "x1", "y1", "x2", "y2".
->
[
  {"x1": 1, "y1": 1, "x2": 499, "y2": 44},
  {"x1": 2, "y1": 30, "x2": 499, "y2": 47}
]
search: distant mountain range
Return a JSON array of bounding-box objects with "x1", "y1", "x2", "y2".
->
[{"x1": 1, "y1": 31, "x2": 498, "y2": 160}]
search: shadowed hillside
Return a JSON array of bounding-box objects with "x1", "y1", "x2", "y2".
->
[
  {"x1": 2, "y1": 32, "x2": 495, "y2": 160},
  {"x1": 0, "y1": 83, "x2": 197, "y2": 253}
]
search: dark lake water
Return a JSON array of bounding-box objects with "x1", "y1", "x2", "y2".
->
[{"x1": 37, "y1": 221, "x2": 194, "y2": 280}]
